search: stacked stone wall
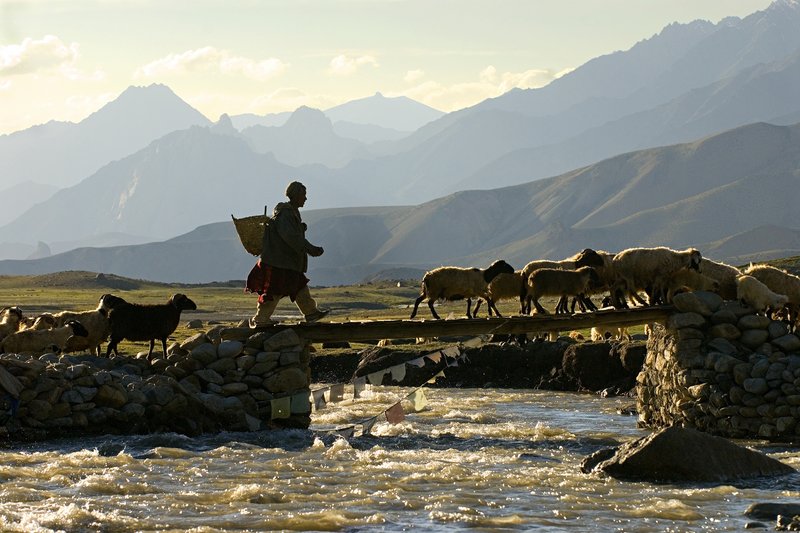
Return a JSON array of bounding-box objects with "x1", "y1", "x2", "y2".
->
[
  {"x1": 637, "y1": 291, "x2": 800, "y2": 439},
  {"x1": 0, "y1": 327, "x2": 311, "y2": 442}
]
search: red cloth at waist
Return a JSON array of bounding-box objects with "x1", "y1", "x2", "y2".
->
[{"x1": 245, "y1": 260, "x2": 309, "y2": 303}]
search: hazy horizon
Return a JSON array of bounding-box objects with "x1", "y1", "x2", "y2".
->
[{"x1": 0, "y1": 0, "x2": 773, "y2": 135}]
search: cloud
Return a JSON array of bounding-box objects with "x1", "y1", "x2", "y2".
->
[
  {"x1": 0, "y1": 35, "x2": 79, "y2": 76},
  {"x1": 327, "y1": 54, "x2": 379, "y2": 76},
  {"x1": 136, "y1": 47, "x2": 287, "y2": 81},
  {"x1": 404, "y1": 69, "x2": 424, "y2": 83},
  {"x1": 399, "y1": 65, "x2": 569, "y2": 112}
]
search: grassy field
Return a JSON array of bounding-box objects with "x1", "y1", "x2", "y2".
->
[{"x1": 2, "y1": 255, "x2": 798, "y2": 354}]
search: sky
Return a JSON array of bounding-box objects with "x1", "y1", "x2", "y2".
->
[{"x1": 0, "y1": 0, "x2": 775, "y2": 136}]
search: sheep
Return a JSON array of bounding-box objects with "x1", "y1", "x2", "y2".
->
[
  {"x1": 744, "y1": 264, "x2": 800, "y2": 329},
  {"x1": 53, "y1": 308, "x2": 110, "y2": 356},
  {"x1": 699, "y1": 259, "x2": 742, "y2": 300},
  {"x1": 610, "y1": 247, "x2": 703, "y2": 308},
  {"x1": 651, "y1": 269, "x2": 721, "y2": 305},
  {"x1": 106, "y1": 293, "x2": 197, "y2": 359},
  {"x1": 409, "y1": 260, "x2": 514, "y2": 320},
  {"x1": 590, "y1": 326, "x2": 631, "y2": 342},
  {"x1": 19, "y1": 312, "x2": 56, "y2": 331},
  {"x1": 1, "y1": 320, "x2": 88, "y2": 355},
  {"x1": 0, "y1": 307, "x2": 24, "y2": 342},
  {"x1": 736, "y1": 274, "x2": 788, "y2": 316},
  {"x1": 525, "y1": 266, "x2": 601, "y2": 315},
  {"x1": 519, "y1": 249, "x2": 607, "y2": 314},
  {"x1": 472, "y1": 270, "x2": 525, "y2": 317}
]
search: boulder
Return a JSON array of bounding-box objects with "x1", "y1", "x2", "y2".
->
[
  {"x1": 562, "y1": 343, "x2": 627, "y2": 392},
  {"x1": 581, "y1": 426, "x2": 794, "y2": 482}
]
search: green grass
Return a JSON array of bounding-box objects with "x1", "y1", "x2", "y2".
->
[{"x1": 2, "y1": 253, "x2": 799, "y2": 353}]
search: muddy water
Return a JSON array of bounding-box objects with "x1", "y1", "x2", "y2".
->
[{"x1": 1, "y1": 388, "x2": 798, "y2": 532}]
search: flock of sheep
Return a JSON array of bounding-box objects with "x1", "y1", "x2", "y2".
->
[
  {"x1": 408, "y1": 246, "x2": 800, "y2": 333},
  {"x1": 0, "y1": 293, "x2": 197, "y2": 358}
]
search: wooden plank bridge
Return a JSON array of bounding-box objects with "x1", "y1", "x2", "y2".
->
[{"x1": 221, "y1": 305, "x2": 675, "y2": 343}]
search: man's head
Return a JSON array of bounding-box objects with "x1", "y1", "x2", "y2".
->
[{"x1": 285, "y1": 180, "x2": 307, "y2": 208}]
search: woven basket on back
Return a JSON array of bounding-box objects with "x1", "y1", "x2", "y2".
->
[{"x1": 231, "y1": 214, "x2": 269, "y2": 256}]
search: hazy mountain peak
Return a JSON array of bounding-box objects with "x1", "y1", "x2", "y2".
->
[
  {"x1": 325, "y1": 93, "x2": 444, "y2": 132},
  {"x1": 285, "y1": 106, "x2": 333, "y2": 131},
  {"x1": 212, "y1": 113, "x2": 238, "y2": 135}
]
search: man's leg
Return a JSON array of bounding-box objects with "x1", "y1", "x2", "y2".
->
[
  {"x1": 250, "y1": 296, "x2": 280, "y2": 327},
  {"x1": 294, "y1": 286, "x2": 328, "y2": 322}
]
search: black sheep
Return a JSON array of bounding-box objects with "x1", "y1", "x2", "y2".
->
[{"x1": 106, "y1": 293, "x2": 197, "y2": 359}]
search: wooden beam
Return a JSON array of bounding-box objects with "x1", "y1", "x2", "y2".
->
[{"x1": 220, "y1": 306, "x2": 674, "y2": 343}]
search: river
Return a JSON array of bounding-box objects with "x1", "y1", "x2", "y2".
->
[{"x1": 1, "y1": 387, "x2": 798, "y2": 532}]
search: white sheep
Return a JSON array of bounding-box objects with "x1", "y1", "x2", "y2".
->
[
  {"x1": 19, "y1": 312, "x2": 56, "y2": 331},
  {"x1": 0, "y1": 307, "x2": 24, "y2": 343},
  {"x1": 519, "y1": 249, "x2": 607, "y2": 314},
  {"x1": 53, "y1": 307, "x2": 110, "y2": 356},
  {"x1": 1, "y1": 320, "x2": 89, "y2": 355},
  {"x1": 736, "y1": 274, "x2": 788, "y2": 316},
  {"x1": 611, "y1": 247, "x2": 703, "y2": 308},
  {"x1": 744, "y1": 264, "x2": 800, "y2": 329},
  {"x1": 409, "y1": 260, "x2": 515, "y2": 320},
  {"x1": 525, "y1": 266, "x2": 601, "y2": 315},
  {"x1": 473, "y1": 270, "x2": 525, "y2": 316},
  {"x1": 700, "y1": 258, "x2": 742, "y2": 300},
  {"x1": 652, "y1": 269, "x2": 720, "y2": 305},
  {"x1": 590, "y1": 326, "x2": 631, "y2": 342}
]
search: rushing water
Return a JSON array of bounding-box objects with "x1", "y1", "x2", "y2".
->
[{"x1": 1, "y1": 387, "x2": 799, "y2": 532}]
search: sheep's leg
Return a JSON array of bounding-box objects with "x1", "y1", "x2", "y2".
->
[
  {"x1": 532, "y1": 297, "x2": 548, "y2": 314},
  {"x1": 147, "y1": 339, "x2": 155, "y2": 360},
  {"x1": 106, "y1": 337, "x2": 119, "y2": 357},
  {"x1": 472, "y1": 299, "x2": 483, "y2": 317},
  {"x1": 161, "y1": 338, "x2": 168, "y2": 358},
  {"x1": 582, "y1": 295, "x2": 598, "y2": 312},
  {"x1": 428, "y1": 299, "x2": 441, "y2": 320},
  {"x1": 487, "y1": 298, "x2": 503, "y2": 317},
  {"x1": 410, "y1": 294, "x2": 425, "y2": 319},
  {"x1": 628, "y1": 291, "x2": 649, "y2": 307},
  {"x1": 465, "y1": 298, "x2": 473, "y2": 319}
]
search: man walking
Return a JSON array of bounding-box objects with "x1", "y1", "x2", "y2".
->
[{"x1": 246, "y1": 180, "x2": 329, "y2": 326}]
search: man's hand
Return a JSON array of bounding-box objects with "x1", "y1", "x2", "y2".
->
[{"x1": 308, "y1": 245, "x2": 324, "y2": 257}]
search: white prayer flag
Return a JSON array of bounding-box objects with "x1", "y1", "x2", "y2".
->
[
  {"x1": 361, "y1": 416, "x2": 379, "y2": 435},
  {"x1": 408, "y1": 389, "x2": 428, "y2": 412},
  {"x1": 427, "y1": 370, "x2": 446, "y2": 384},
  {"x1": 367, "y1": 369, "x2": 386, "y2": 386},
  {"x1": 390, "y1": 363, "x2": 406, "y2": 383},
  {"x1": 425, "y1": 352, "x2": 442, "y2": 364},
  {"x1": 329, "y1": 383, "x2": 345, "y2": 402},
  {"x1": 441, "y1": 347, "x2": 460, "y2": 359},
  {"x1": 312, "y1": 389, "x2": 327, "y2": 411},
  {"x1": 407, "y1": 357, "x2": 426, "y2": 368},
  {"x1": 353, "y1": 377, "x2": 367, "y2": 398},
  {"x1": 334, "y1": 426, "x2": 355, "y2": 438}
]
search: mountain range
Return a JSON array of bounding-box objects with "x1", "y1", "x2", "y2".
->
[
  {"x1": 0, "y1": 121, "x2": 797, "y2": 284},
  {"x1": 0, "y1": 0, "x2": 799, "y2": 281}
]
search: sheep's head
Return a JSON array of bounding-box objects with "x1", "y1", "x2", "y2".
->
[
  {"x1": 98, "y1": 293, "x2": 128, "y2": 311},
  {"x1": 575, "y1": 248, "x2": 605, "y2": 269},
  {"x1": 1, "y1": 306, "x2": 23, "y2": 323},
  {"x1": 483, "y1": 260, "x2": 514, "y2": 283},
  {"x1": 171, "y1": 293, "x2": 198, "y2": 311},
  {"x1": 66, "y1": 320, "x2": 89, "y2": 338},
  {"x1": 685, "y1": 248, "x2": 702, "y2": 272},
  {"x1": 577, "y1": 266, "x2": 602, "y2": 289}
]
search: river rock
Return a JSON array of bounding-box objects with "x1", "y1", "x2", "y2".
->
[
  {"x1": 218, "y1": 340, "x2": 244, "y2": 359},
  {"x1": 772, "y1": 334, "x2": 800, "y2": 353},
  {"x1": 740, "y1": 330, "x2": 770, "y2": 349},
  {"x1": 562, "y1": 343, "x2": 627, "y2": 392},
  {"x1": 190, "y1": 343, "x2": 218, "y2": 365},
  {"x1": 667, "y1": 312, "x2": 706, "y2": 329},
  {"x1": 709, "y1": 324, "x2": 741, "y2": 340},
  {"x1": 710, "y1": 309, "x2": 738, "y2": 325},
  {"x1": 746, "y1": 502, "x2": 800, "y2": 521},
  {"x1": 263, "y1": 330, "x2": 302, "y2": 351},
  {"x1": 581, "y1": 426, "x2": 794, "y2": 482}
]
